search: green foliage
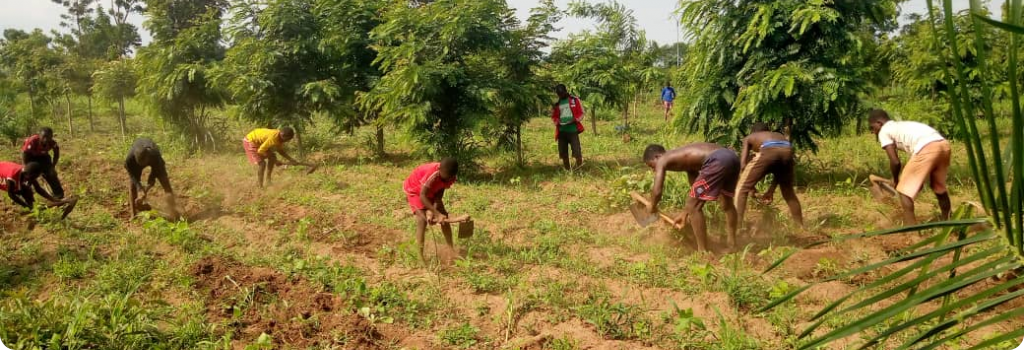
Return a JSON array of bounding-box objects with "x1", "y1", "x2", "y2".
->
[
  {"x1": 215, "y1": 0, "x2": 383, "y2": 133},
  {"x1": 142, "y1": 215, "x2": 203, "y2": 252},
  {"x1": 576, "y1": 295, "x2": 651, "y2": 340},
  {"x1": 0, "y1": 294, "x2": 186, "y2": 349},
  {"x1": 677, "y1": 0, "x2": 899, "y2": 149},
  {"x1": 550, "y1": 1, "x2": 663, "y2": 130},
  {"x1": 358, "y1": 0, "x2": 517, "y2": 162},
  {"x1": 136, "y1": 0, "x2": 228, "y2": 151},
  {"x1": 889, "y1": 8, "x2": 1010, "y2": 138},
  {"x1": 438, "y1": 322, "x2": 481, "y2": 348},
  {"x1": 0, "y1": 29, "x2": 63, "y2": 121}
]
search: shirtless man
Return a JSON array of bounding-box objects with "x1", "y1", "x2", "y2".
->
[
  {"x1": 642, "y1": 143, "x2": 740, "y2": 250},
  {"x1": 735, "y1": 122, "x2": 803, "y2": 229}
]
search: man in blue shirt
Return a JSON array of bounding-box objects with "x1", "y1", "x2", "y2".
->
[{"x1": 661, "y1": 82, "x2": 676, "y2": 121}]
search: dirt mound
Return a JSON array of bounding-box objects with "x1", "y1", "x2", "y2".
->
[{"x1": 190, "y1": 256, "x2": 389, "y2": 349}]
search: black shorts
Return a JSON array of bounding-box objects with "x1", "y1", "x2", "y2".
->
[
  {"x1": 558, "y1": 132, "x2": 582, "y2": 159},
  {"x1": 690, "y1": 149, "x2": 740, "y2": 201}
]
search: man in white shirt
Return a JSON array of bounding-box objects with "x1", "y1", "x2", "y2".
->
[{"x1": 868, "y1": 109, "x2": 952, "y2": 225}]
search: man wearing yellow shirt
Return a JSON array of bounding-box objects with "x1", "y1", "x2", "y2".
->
[{"x1": 243, "y1": 127, "x2": 301, "y2": 187}]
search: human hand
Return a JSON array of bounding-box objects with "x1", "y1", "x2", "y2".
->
[
  {"x1": 759, "y1": 192, "x2": 774, "y2": 205},
  {"x1": 673, "y1": 213, "x2": 688, "y2": 229}
]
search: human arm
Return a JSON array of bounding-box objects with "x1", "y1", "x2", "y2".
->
[
  {"x1": 647, "y1": 161, "x2": 667, "y2": 213},
  {"x1": 151, "y1": 162, "x2": 173, "y2": 195},
  {"x1": 52, "y1": 143, "x2": 60, "y2": 166},
  {"x1": 739, "y1": 138, "x2": 751, "y2": 171},
  {"x1": 275, "y1": 147, "x2": 301, "y2": 165},
  {"x1": 29, "y1": 179, "x2": 57, "y2": 203},
  {"x1": 7, "y1": 183, "x2": 29, "y2": 208},
  {"x1": 419, "y1": 173, "x2": 448, "y2": 221},
  {"x1": 884, "y1": 145, "x2": 902, "y2": 185},
  {"x1": 126, "y1": 156, "x2": 145, "y2": 193}
]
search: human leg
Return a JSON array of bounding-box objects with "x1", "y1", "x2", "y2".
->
[
  {"x1": 720, "y1": 195, "x2": 738, "y2": 247},
  {"x1": 569, "y1": 132, "x2": 582, "y2": 168},
  {"x1": 414, "y1": 210, "x2": 428, "y2": 261},
  {"x1": 557, "y1": 134, "x2": 570, "y2": 170}
]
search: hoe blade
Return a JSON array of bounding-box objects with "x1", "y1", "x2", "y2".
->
[{"x1": 629, "y1": 202, "x2": 659, "y2": 228}]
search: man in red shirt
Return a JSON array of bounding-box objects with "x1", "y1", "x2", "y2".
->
[
  {"x1": 551, "y1": 84, "x2": 585, "y2": 170},
  {"x1": 0, "y1": 162, "x2": 59, "y2": 209},
  {"x1": 21, "y1": 127, "x2": 64, "y2": 199}
]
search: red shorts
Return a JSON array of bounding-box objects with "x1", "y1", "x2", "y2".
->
[
  {"x1": 406, "y1": 193, "x2": 431, "y2": 213},
  {"x1": 243, "y1": 139, "x2": 264, "y2": 164}
]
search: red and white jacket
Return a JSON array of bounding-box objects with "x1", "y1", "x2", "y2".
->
[{"x1": 551, "y1": 96, "x2": 586, "y2": 139}]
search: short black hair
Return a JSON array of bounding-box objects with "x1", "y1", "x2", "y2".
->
[
  {"x1": 280, "y1": 127, "x2": 295, "y2": 138},
  {"x1": 643, "y1": 144, "x2": 666, "y2": 163},
  {"x1": 22, "y1": 162, "x2": 42, "y2": 179},
  {"x1": 554, "y1": 84, "x2": 567, "y2": 93},
  {"x1": 39, "y1": 127, "x2": 54, "y2": 137},
  {"x1": 440, "y1": 157, "x2": 459, "y2": 177},
  {"x1": 868, "y1": 109, "x2": 890, "y2": 124},
  {"x1": 751, "y1": 122, "x2": 770, "y2": 133}
]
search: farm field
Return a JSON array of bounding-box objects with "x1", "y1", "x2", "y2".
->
[{"x1": 0, "y1": 105, "x2": 1019, "y2": 350}]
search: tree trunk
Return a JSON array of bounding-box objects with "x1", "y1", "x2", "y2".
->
[
  {"x1": 855, "y1": 116, "x2": 863, "y2": 135},
  {"x1": 296, "y1": 129, "x2": 305, "y2": 156},
  {"x1": 118, "y1": 96, "x2": 127, "y2": 142},
  {"x1": 590, "y1": 105, "x2": 597, "y2": 135},
  {"x1": 375, "y1": 124, "x2": 385, "y2": 156},
  {"x1": 26, "y1": 90, "x2": 37, "y2": 119},
  {"x1": 516, "y1": 123, "x2": 523, "y2": 166},
  {"x1": 65, "y1": 93, "x2": 74, "y2": 138},
  {"x1": 87, "y1": 94, "x2": 95, "y2": 132}
]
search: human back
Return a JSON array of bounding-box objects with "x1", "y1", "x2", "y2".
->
[{"x1": 877, "y1": 120, "x2": 944, "y2": 155}]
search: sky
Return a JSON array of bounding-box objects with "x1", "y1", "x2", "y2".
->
[{"x1": 0, "y1": 0, "x2": 989, "y2": 46}]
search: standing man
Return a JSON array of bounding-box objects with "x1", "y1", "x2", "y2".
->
[
  {"x1": 125, "y1": 138, "x2": 176, "y2": 217},
  {"x1": 661, "y1": 82, "x2": 676, "y2": 121},
  {"x1": 243, "y1": 127, "x2": 304, "y2": 187},
  {"x1": 642, "y1": 143, "x2": 740, "y2": 250},
  {"x1": 552, "y1": 84, "x2": 585, "y2": 170},
  {"x1": 735, "y1": 122, "x2": 803, "y2": 229},
  {"x1": 868, "y1": 109, "x2": 952, "y2": 224},
  {"x1": 21, "y1": 127, "x2": 64, "y2": 199}
]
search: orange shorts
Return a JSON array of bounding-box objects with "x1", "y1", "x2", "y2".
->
[{"x1": 896, "y1": 140, "x2": 951, "y2": 199}]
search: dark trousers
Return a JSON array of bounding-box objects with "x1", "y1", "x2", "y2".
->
[
  {"x1": 25, "y1": 154, "x2": 64, "y2": 198},
  {"x1": 557, "y1": 132, "x2": 582, "y2": 160}
]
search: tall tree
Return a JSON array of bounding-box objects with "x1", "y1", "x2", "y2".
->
[
  {"x1": 0, "y1": 29, "x2": 62, "y2": 128},
  {"x1": 359, "y1": 0, "x2": 514, "y2": 162},
  {"x1": 492, "y1": 0, "x2": 561, "y2": 165},
  {"x1": 93, "y1": 58, "x2": 136, "y2": 140},
  {"x1": 676, "y1": 0, "x2": 899, "y2": 149},
  {"x1": 215, "y1": 0, "x2": 384, "y2": 152},
  {"x1": 136, "y1": 0, "x2": 228, "y2": 151}
]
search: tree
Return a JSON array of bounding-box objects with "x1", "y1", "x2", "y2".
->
[
  {"x1": 359, "y1": 0, "x2": 514, "y2": 162},
  {"x1": 215, "y1": 0, "x2": 384, "y2": 152},
  {"x1": 550, "y1": 1, "x2": 661, "y2": 135},
  {"x1": 136, "y1": 0, "x2": 228, "y2": 151},
  {"x1": 676, "y1": 0, "x2": 899, "y2": 149},
  {"x1": 491, "y1": 0, "x2": 561, "y2": 165},
  {"x1": 93, "y1": 59, "x2": 136, "y2": 140},
  {"x1": 0, "y1": 29, "x2": 62, "y2": 127},
  {"x1": 890, "y1": 7, "x2": 1007, "y2": 138}
]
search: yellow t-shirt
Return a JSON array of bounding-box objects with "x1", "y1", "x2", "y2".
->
[{"x1": 246, "y1": 129, "x2": 283, "y2": 156}]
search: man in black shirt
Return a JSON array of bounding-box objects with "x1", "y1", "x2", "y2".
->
[{"x1": 125, "y1": 138, "x2": 176, "y2": 217}]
